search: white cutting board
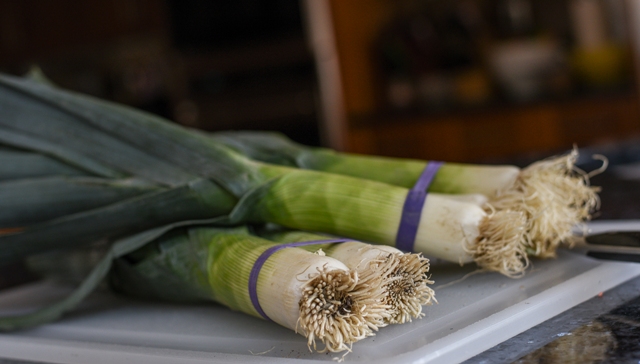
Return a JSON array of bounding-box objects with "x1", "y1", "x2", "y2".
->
[{"x1": 0, "y1": 220, "x2": 639, "y2": 364}]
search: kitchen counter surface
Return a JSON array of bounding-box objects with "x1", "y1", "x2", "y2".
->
[{"x1": 466, "y1": 269, "x2": 640, "y2": 363}]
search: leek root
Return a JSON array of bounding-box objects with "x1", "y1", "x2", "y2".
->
[{"x1": 259, "y1": 229, "x2": 436, "y2": 323}]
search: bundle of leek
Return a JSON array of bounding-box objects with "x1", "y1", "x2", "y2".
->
[
  {"x1": 110, "y1": 226, "x2": 390, "y2": 353},
  {"x1": 210, "y1": 131, "x2": 603, "y2": 259},
  {"x1": 0, "y1": 72, "x2": 527, "y2": 277}
]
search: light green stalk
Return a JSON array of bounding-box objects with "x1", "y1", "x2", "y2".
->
[{"x1": 210, "y1": 131, "x2": 519, "y2": 195}]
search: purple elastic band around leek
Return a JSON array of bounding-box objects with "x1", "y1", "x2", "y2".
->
[
  {"x1": 395, "y1": 161, "x2": 443, "y2": 252},
  {"x1": 249, "y1": 238, "x2": 351, "y2": 321}
]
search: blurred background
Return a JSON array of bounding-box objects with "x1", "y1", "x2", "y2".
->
[{"x1": 0, "y1": 0, "x2": 639, "y2": 163}]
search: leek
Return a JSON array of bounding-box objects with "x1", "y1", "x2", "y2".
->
[
  {"x1": 244, "y1": 168, "x2": 528, "y2": 276},
  {"x1": 110, "y1": 226, "x2": 389, "y2": 353},
  {"x1": 211, "y1": 131, "x2": 601, "y2": 258},
  {"x1": 0, "y1": 72, "x2": 528, "y2": 276}
]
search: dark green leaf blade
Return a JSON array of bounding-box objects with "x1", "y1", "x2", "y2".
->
[
  {"x1": 0, "y1": 74, "x2": 262, "y2": 196},
  {"x1": 0, "y1": 177, "x2": 158, "y2": 227},
  {"x1": 0, "y1": 179, "x2": 237, "y2": 263},
  {"x1": 0, "y1": 149, "x2": 87, "y2": 181},
  {"x1": 0, "y1": 76, "x2": 196, "y2": 186},
  {"x1": 0, "y1": 128, "x2": 124, "y2": 179}
]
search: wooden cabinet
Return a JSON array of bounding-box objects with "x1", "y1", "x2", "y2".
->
[
  {"x1": 0, "y1": 0, "x2": 169, "y2": 66},
  {"x1": 310, "y1": 0, "x2": 640, "y2": 162},
  {"x1": 0, "y1": 1, "x2": 322, "y2": 146},
  {"x1": 346, "y1": 93, "x2": 640, "y2": 162}
]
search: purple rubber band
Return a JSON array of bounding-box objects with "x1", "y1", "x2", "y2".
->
[
  {"x1": 395, "y1": 162, "x2": 443, "y2": 252},
  {"x1": 249, "y1": 238, "x2": 351, "y2": 321}
]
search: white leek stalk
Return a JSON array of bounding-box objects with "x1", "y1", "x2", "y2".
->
[{"x1": 261, "y1": 229, "x2": 436, "y2": 323}]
